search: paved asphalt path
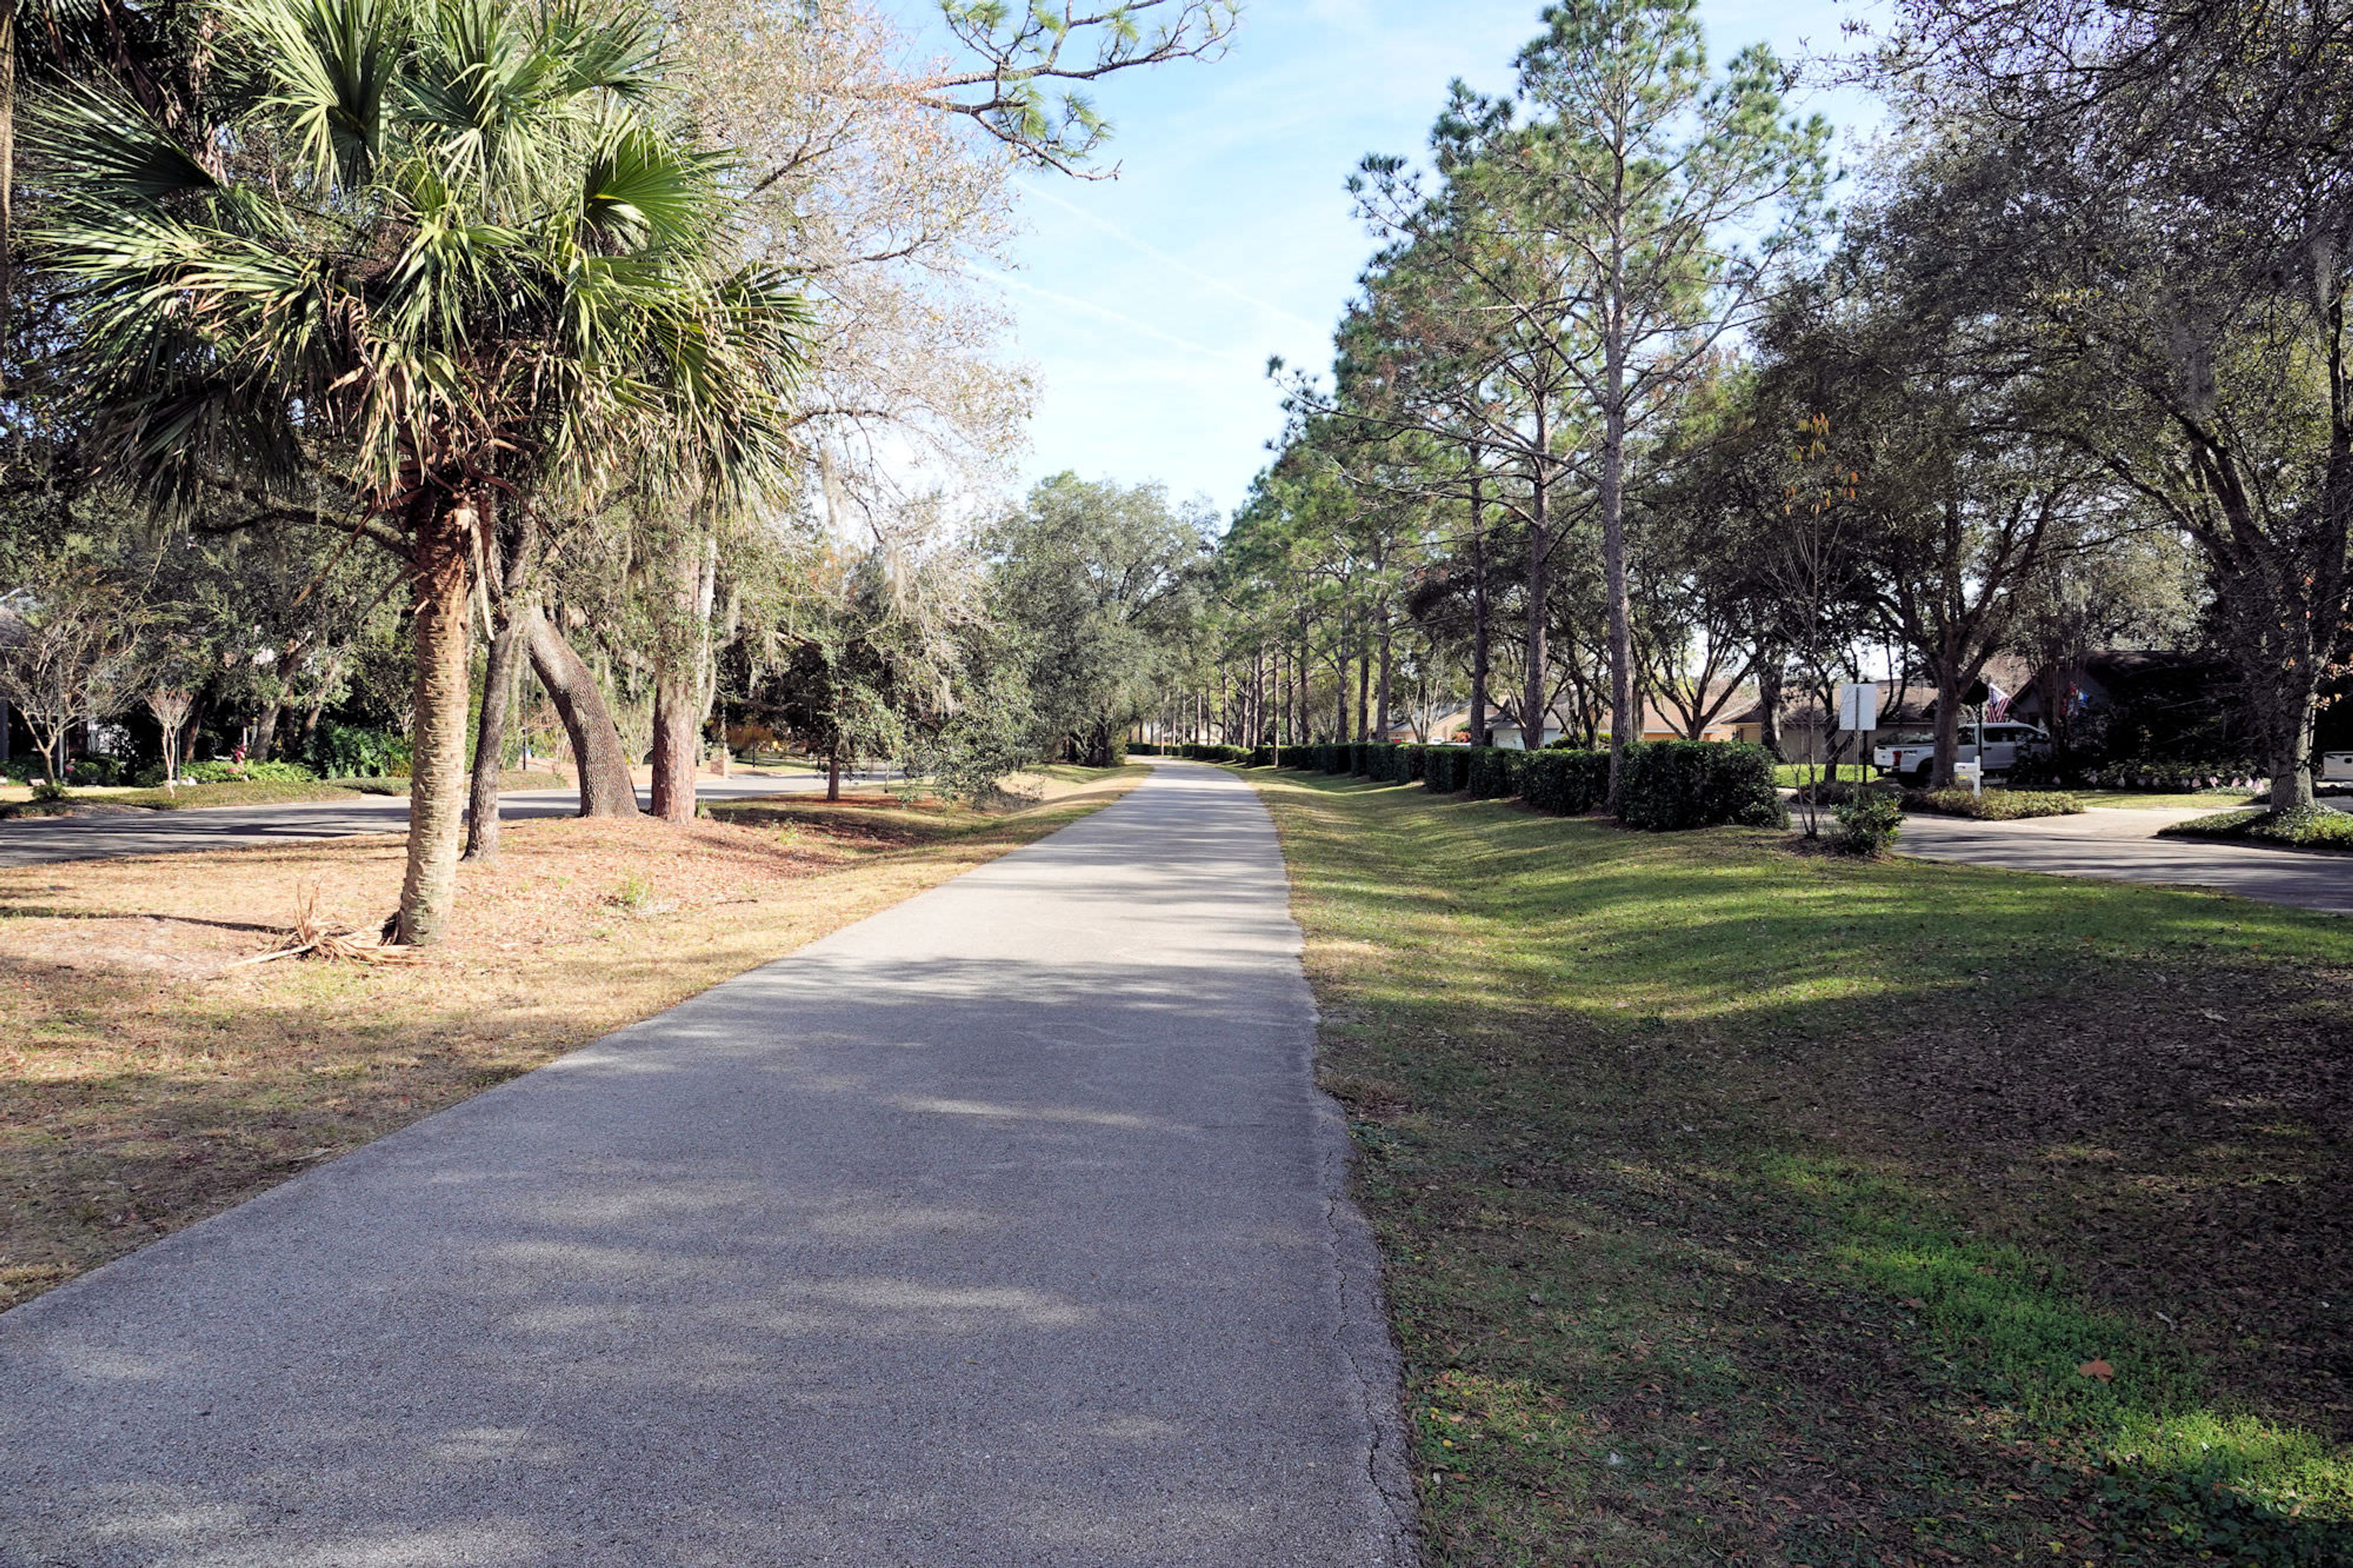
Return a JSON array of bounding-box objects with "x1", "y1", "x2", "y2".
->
[
  {"x1": 1897, "y1": 805, "x2": 2353, "y2": 916},
  {"x1": 0, "y1": 771, "x2": 879, "y2": 868},
  {"x1": 0, "y1": 761, "x2": 1417, "y2": 1567}
]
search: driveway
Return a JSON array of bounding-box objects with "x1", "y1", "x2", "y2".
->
[
  {"x1": 0, "y1": 761, "x2": 1415, "y2": 1567},
  {"x1": 1897, "y1": 805, "x2": 2353, "y2": 916},
  {"x1": 0, "y1": 770, "x2": 872, "y2": 868}
]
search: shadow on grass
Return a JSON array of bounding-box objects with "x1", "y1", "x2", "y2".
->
[{"x1": 1248, "y1": 767, "x2": 2353, "y2": 1566}]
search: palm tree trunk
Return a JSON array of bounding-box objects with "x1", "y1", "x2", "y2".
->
[
  {"x1": 525, "y1": 607, "x2": 640, "y2": 819},
  {"x1": 396, "y1": 495, "x2": 477, "y2": 945},
  {"x1": 648, "y1": 529, "x2": 707, "y2": 825}
]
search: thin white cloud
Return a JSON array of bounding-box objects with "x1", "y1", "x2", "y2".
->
[
  {"x1": 964, "y1": 267, "x2": 1262, "y2": 366},
  {"x1": 1017, "y1": 181, "x2": 1330, "y2": 334}
]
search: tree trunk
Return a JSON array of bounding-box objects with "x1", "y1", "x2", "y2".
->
[
  {"x1": 464, "y1": 500, "x2": 540, "y2": 861},
  {"x1": 1527, "y1": 447, "x2": 1555, "y2": 754},
  {"x1": 1601, "y1": 390, "x2": 1634, "y2": 806},
  {"x1": 1355, "y1": 626, "x2": 1371, "y2": 743},
  {"x1": 2270, "y1": 689, "x2": 2318, "y2": 811},
  {"x1": 650, "y1": 528, "x2": 715, "y2": 825},
  {"x1": 1470, "y1": 472, "x2": 1490, "y2": 746},
  {"x1": 1757, "y1": 661, "x2": 1785, "y2": 761},
  {"x1": 1376, "y1": 621, "x2": 1393, "y2": 744},
  {"x1": 827, "y1": 749, "x2": 843, "y2": 802},
  {"x1": 254, "y1": 697, "x2": 285, "y2": 763},
  {"x1": 525, "y1": 607, "x2": 640, "y2": 819},
  {"x1": 1931, "y1": 653, "x2": 1965, "y2": 789},
  {"x1": 461, "y1": 615, "x2": 528, "y2": 862},
  {"x1": 396, "y1": 494, "x2": 478, "y2": 946}
]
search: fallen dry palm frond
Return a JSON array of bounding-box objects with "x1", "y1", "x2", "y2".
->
[{"x1": 227, "y1": 885, "x2": 420, "y2": 968}]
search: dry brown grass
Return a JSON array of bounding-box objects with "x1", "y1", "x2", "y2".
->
[{"x1": 0, "y1": 767, "x2": 1143, "y2": 1309}]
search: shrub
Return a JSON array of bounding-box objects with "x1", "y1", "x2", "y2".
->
[
  {"x1": 1832, "y1": 787, "x2": 1904, "y2": 856},
  {"x1": 310, "y1": 722, "x2": 410, "y2": 779},
  {"x1": 1422, "y1": 746, "x2": 1468, "y2": 793},
  {"x1": 1521, "y1": 748, "x2": 1609, "y2": 816},
  {"x1": 1313, "y1": 743, "x2": 1346, "y2": 774},
  {"x1": 1618, "y1": 741, "x2": 1787, "y2": 831},
  {"x1": 29, "y1": 779, "x2": 69, "y2": 803},
  {"x1": 1903, "y1": 787, "x2": 2085, "y2": 820},
  {"x1": 1129, "y1": 741, "x2": 1161, "y2": 756},
  {"x1": 2081, "y1": 757, "x2": 2266, "y2": 793},
  {"x1": 0, "y1": 756, "x2": 40, "y2": 782},
  {"x1": 64, "y1": 754, "x2": 125, "y2": 786},
  {"x1": 2160, "y1": 803, "x2": 2353, "y2": 851},
  {"x1": 1466, "y1": 746, "x2": 1519, "y2": 799},
  {"x1": 183, "y1": 759, "x2": 319, "y2": 784},
  {"x1": 1400, "y1": 744, "x2": 1427, "y2": 783},
  {"x1": 1275, "y1": 744, "x2": 1314, "y2": 770}
]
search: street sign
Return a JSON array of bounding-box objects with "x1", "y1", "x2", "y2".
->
[{"x1": 1836, "y1": 682, "x2": 1878, "y2": 732}]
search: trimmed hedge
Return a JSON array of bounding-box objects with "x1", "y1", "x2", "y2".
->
[
  {"x1": 1521, "y1": 748, "x2": 1610, "y2": 815},
  {"x1": 1130, "y1": 741, "x2": 1162, "y2": 755},
  {"x1": 1467, "y1": 746, "x2": 1519, "y2": 799},
  {"x1": 1423, "y1": 746, "x2": 1470, "y2": 793},
  {"x1": 1618, "y1": 741, "x2": 1787, "y2": 831}
]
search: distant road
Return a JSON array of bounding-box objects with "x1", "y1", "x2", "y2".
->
[
  {"x1": 1896, "y1": 805, "x2": 2353, "y2": 917},
  {"x1": 0, "y1": 771, "x2": 882, "y2": 869}
]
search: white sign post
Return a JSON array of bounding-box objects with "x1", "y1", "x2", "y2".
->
[
  {"x1": 1836, "y1": 683, "x2": 1877, "y2": 782},
  {"x1": 1836, "y1": 682, "x2": 1878, "y2": 732}
]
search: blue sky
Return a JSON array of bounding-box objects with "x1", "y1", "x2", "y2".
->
[{"x1": 907, "y1": 1, "x2": 1887, "y2": 520}]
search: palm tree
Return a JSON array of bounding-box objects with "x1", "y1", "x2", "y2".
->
[{"x1": 28, "y1": 0, "x2": 807, "y2": 942}]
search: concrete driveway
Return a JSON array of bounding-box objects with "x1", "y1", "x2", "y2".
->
[
  {"x1": 0, "y1": 770, "x2": 873, "y2": 868},
  {"x1": 0, "y1": 761, "x2": 1415, "y2": 1567},
  {"x1": 1897, "y1": 805, "x2": 2353, "y2": 916}
]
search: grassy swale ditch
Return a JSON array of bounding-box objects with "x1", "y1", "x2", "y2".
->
[{"x1": 1242, "y1": 767, "x2": 2352, "y2": 1566}]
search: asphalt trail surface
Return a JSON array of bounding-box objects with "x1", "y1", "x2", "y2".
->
[
  {"x1": 0, "y1": 771, "x2": 868, "y2": 868},
  {"x1": 0, "y1": 760, "x2": 1418, "y2": 1567},
  {"x1": 1896, "y1": 805, "x2": 2353, "y2": 917}
]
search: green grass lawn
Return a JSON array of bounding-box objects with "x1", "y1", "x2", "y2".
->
[
  {"x1": 2060, "y1": 790, "x2": 2271, "y2": 812},
  {"x1": 1774, "y1": 762, "x2": 1874, "y2": 787},
  {"x1": 1242, "y1": 769, "x2": 2352, "y2": 1567}
]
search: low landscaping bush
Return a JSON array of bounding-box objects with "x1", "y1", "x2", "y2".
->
[
  {"x1": 1276, "y1": 744, "x2": 1316, "y2": 770},
  {"x1": 1903, "y1": 787, "x2": 2086, "y2": 820},
  {"x1": 1423, "y1": 745, "x2": 1470, "y2": 793},
  {"x1": 63, "y1": 754, "x2": 126, "y2": 786},
  {"x1": 1617, "y1": 740, "x2": 1787, "y2": 831},
  {"x1": 1129, "y1": 741, "x2": 1161, "y2": 756},
  {"x1": 309, "y1": 722, "x2": 410, "y2": 779},
  {"x1": 1520, "y1": 747, "x2": 1610, "y2": 816},
  {"x1": 2081, "y1": 757, "x2": 2267, "y2": 793},
  {"x1": 1832, "y1": 787, "x2": 1904, "y2": 856},
  {"x1": 1466, "y1": 745, "x2": 1520, "y2": 800},
  {"x1": 1315, "y1": 743, "x2": 1348, "y2": 774},
  {"x1": 2159, "y1": 803, "x2": 2353, "y2": 852},
  {"x1": 182, "y1": 759, "x2": 318, "y2": 784},
  {"x1": 1400, "y1": 744, "x2": 1426, "y2": 783}
]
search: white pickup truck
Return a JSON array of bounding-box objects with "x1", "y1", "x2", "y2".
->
[{"x1": 1873, "y1": 722, "x2": 2053, "y2": 786}]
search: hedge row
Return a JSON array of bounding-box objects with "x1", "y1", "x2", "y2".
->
[
  {"x1": 1136, "y1": 737, "x2": 1784, "y2": 833},
  {"x1": 1313, "y1": 738, "x2": 1781, "y2": 831}
]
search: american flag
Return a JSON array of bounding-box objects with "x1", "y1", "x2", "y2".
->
[{"x1": 1987, "y1": 683, "x2": 2012, "y2": 722}]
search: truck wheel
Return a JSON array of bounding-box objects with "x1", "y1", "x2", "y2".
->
[{"x1": 1908, "y1": 763, "x2": 1933, "y2": 788}]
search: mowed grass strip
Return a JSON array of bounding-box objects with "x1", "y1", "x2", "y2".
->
[
  {"x1": 0, "y1": 765, "x2": 1144, "y2": 1311},
  {"x1": 1243, "y1": 769, "x2": 2353, "y2": 1567}
]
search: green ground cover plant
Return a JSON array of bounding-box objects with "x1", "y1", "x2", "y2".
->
[
  {"x1": 1905, "y1": 787, "x2": 2087, "y2": 820},
  {"x1": 2160, "y1": 805, "x2": 2353, "y2": 854},
  {"x1": 1245, "y1": 770, "x2": 2353, "y2": 1567}
]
